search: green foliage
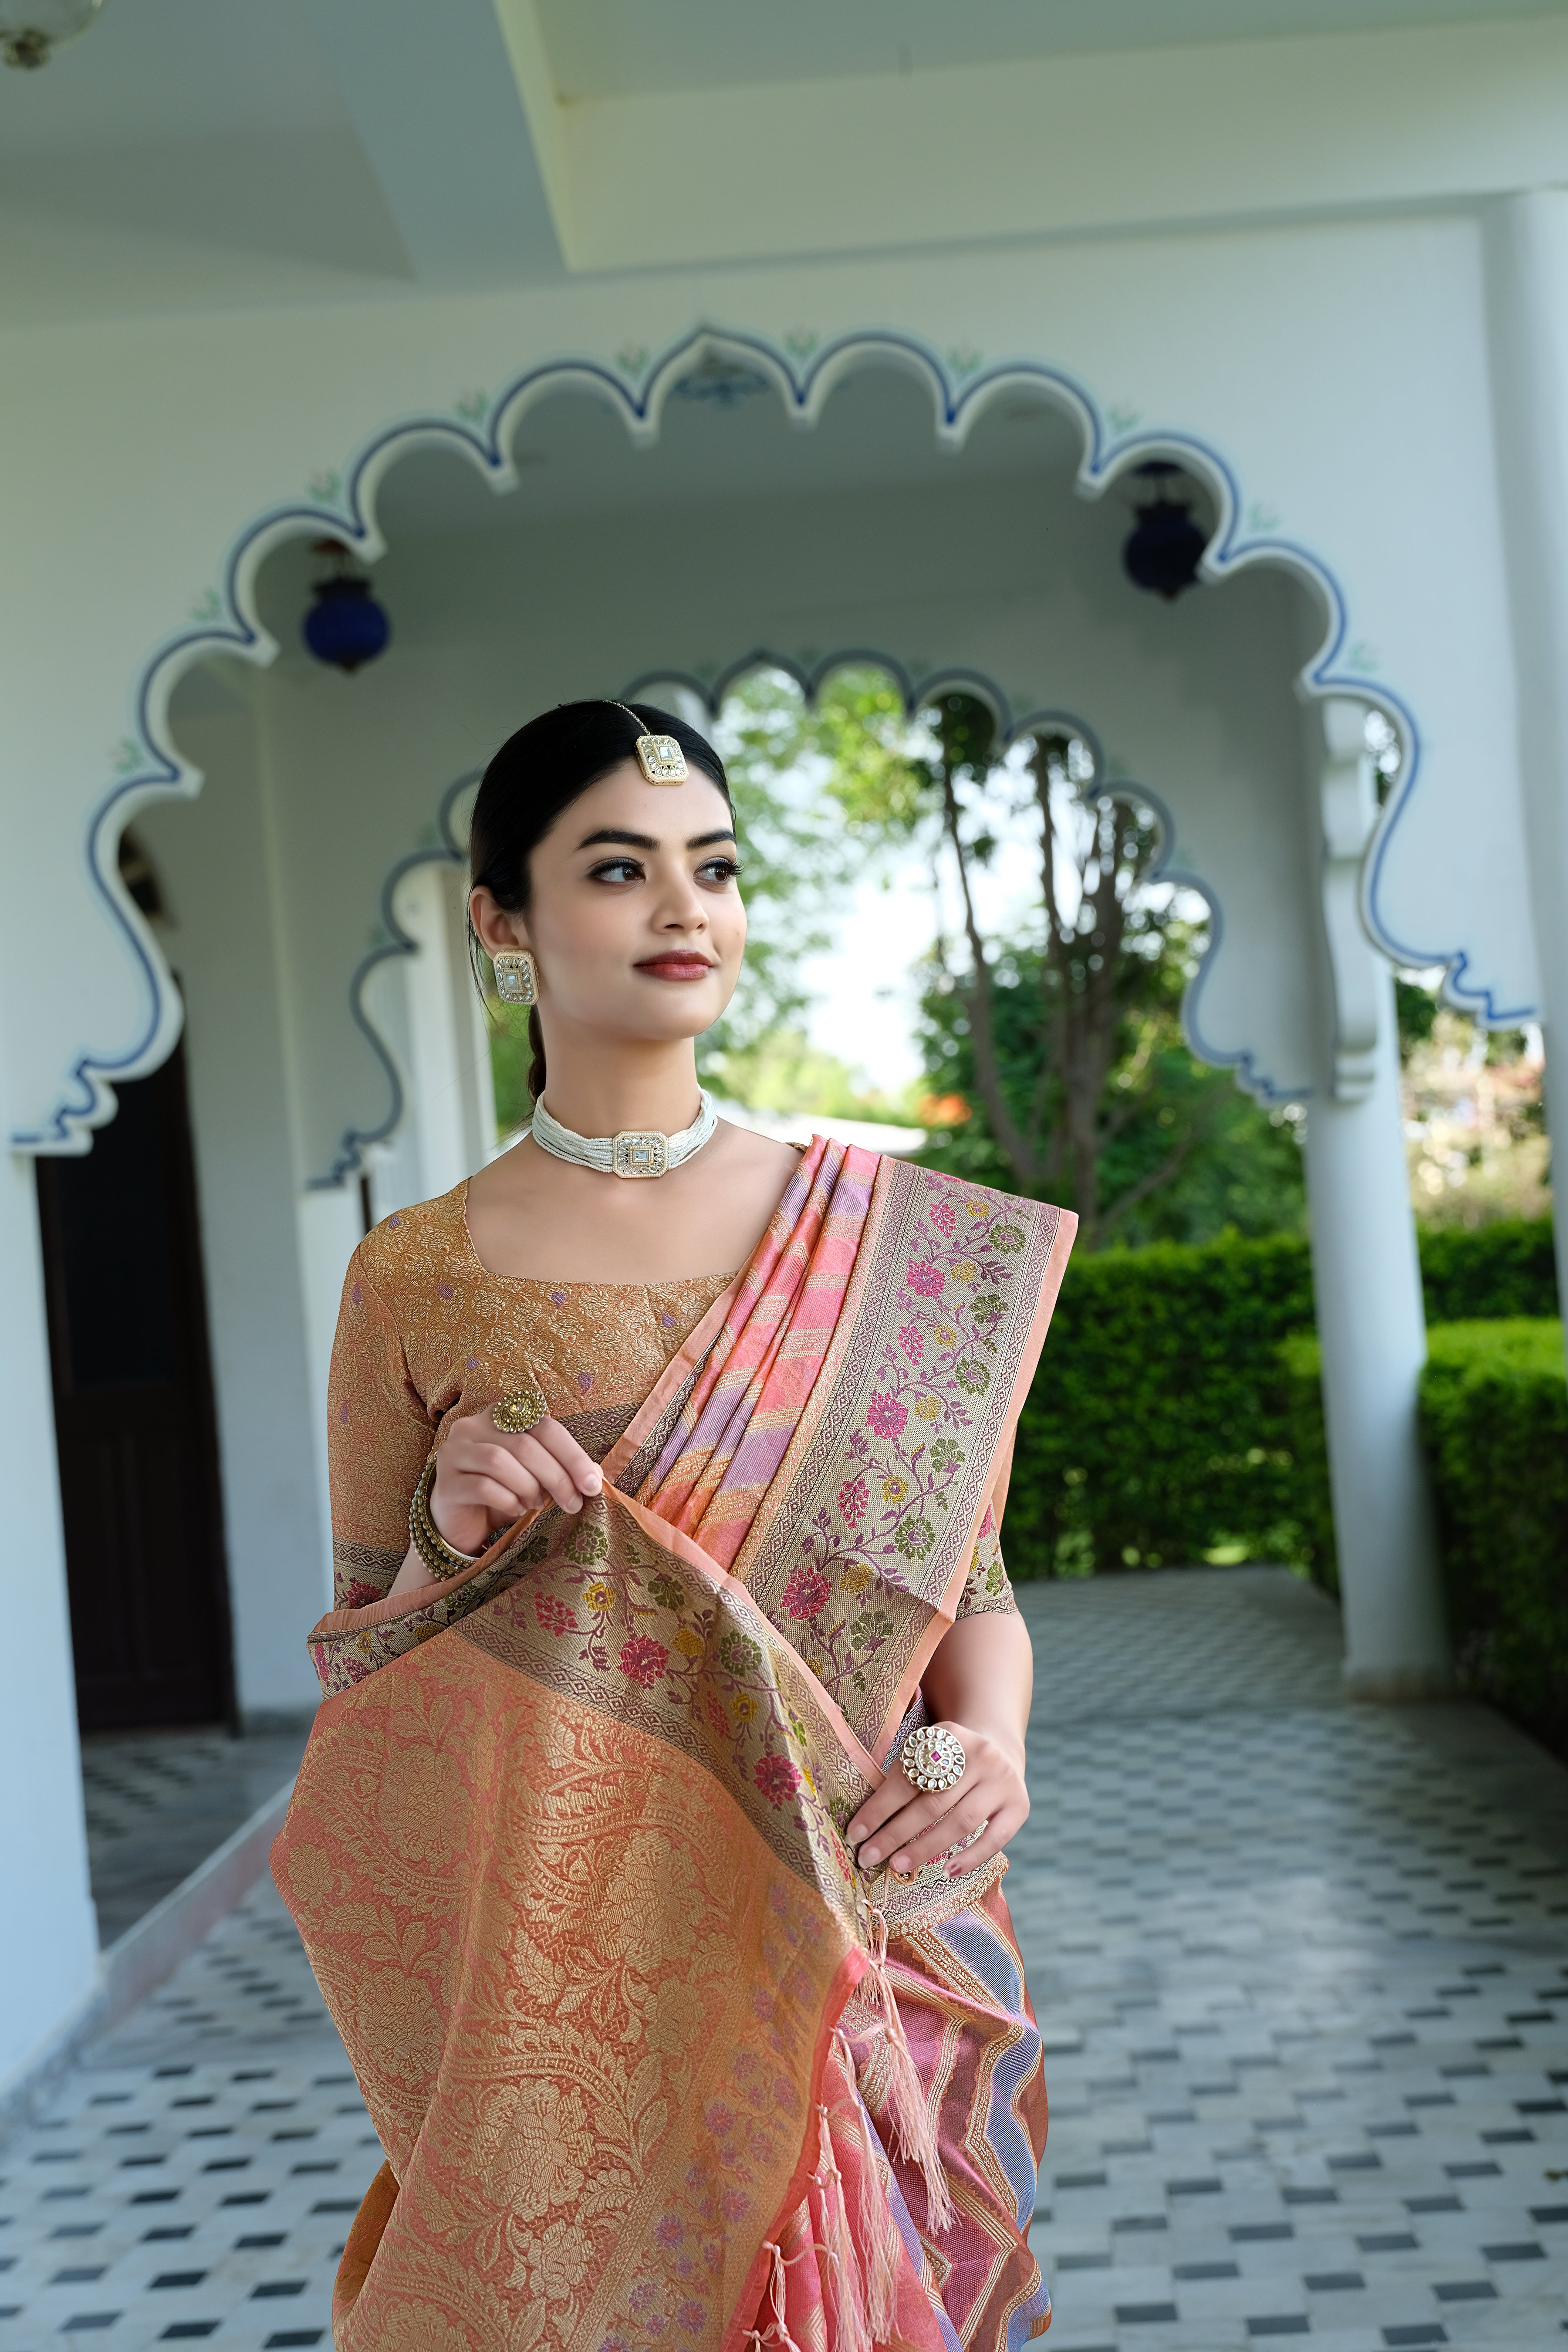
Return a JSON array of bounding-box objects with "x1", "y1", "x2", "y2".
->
[
  {"x1": 1007, "y1": 1217, "x2": 1559, "y2": 1583},
  {"x1": 1394, "y1": 974, "x2": 1439, "y2": 1054},
  {"x1": 1276, "y1": 1333, "x2": 1338, "y2": 1588},
  {"x1": 708, "y1": 1030, "x2": 920, "y2": 1123},
  {"x1": 1419, "y1": 1216, "x2": 1559, "y2": 1320},
  {"x1": 1418, "y1": 1319, "x2": 1568, "y2": 1750},
  {"x1": 914, "y1": 955, "x2": 1308, "y2": 1246},
  {"x1": 1007, "y1": 1232, "x2": 1318, "y2": 1579},
  {"x1": 706, "y1": 665, "x2": 923, "y2": 1067},
  {"x1": 489, "y1": 1005, "x2": 532, "y2": 1136}
]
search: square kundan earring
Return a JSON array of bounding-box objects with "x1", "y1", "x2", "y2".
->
[{"x1": 493, "y1": 949, "x2": 538, "y2": 1007}]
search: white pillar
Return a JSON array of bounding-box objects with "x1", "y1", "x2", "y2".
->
[
  {"x1": 392, "y1": 860, "x2": 498, "y2": 1202},
  {"x1": 1304, "y1": 964, "x2": 1449, "y2": 1697},
  {"x1": 0, "y1": 1146, "x2": 100, "y2": 2099},
  {"x1": 1485, "y1": 189, "x2": 1568, "y2": 1353}
]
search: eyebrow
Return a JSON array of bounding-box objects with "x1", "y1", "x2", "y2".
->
[{"x1": 576, "y1": 827, "x2": 737, "y2": 852}]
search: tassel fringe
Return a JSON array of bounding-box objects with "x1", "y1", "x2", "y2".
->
[
  {"x1": 814, "y1": 2097, "x2": 874, "y2": 2352},
  {"x1": 860, "y1": 1909, "x2": 956, "y2": 2234},
  {"x1": 744, "y1": 2240, "x2": 807, "y2": 2352},
  {"x1": 849, "y1": 2051, "x2": 902, "y2": 2341}
]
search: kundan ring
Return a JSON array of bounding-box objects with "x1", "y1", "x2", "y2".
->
[
  {"x1": 900, "y1": 1723, "x2": 966, "y2": 1794},
  {"x1": 493, "y1": 1382, "x2": 549, "y2": 1436}
]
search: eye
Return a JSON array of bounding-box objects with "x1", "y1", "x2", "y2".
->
[
  {"x1": 697, "y1": 857, "x2": 742, "y2": 885},
  {"x1": 588, "y1": 857, "x2": 643, "y2": 884}
]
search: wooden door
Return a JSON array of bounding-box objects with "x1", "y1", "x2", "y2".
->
[{"x1": 37, "y1": 1041, "x2": 233, "y2": 1730}]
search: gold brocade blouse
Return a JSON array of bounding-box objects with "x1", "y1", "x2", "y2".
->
[{"x1": 325, "y1": 1179, "x2": 1017, "y2": 1621}]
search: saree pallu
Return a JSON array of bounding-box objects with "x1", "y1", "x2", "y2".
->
[{"x1": 275, "y1": 1140, "x2": 1075, "y2": 2351}]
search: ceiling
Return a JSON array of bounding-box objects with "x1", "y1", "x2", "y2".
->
[
  {"x1": 0, "y1": 0, "x2": 1561, "y2": 326},
  {"x1": 536, "y1": 0, "x2": 1568, "y2": 98}
]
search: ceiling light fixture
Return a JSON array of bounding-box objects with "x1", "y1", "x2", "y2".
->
[
  {"x1": 302, "y1": 540, "x2": 392, "y2": 676},
  {"x1": 0, "y1": 0, "x2": 104, "y2": 69},
  {"x1": 1122, "y1": 460, "x2": 1208, "y2": 602}
]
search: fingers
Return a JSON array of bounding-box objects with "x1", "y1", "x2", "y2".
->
[
  {"x1": 524, "y1": 1416, "x2": 603, "y2": 1498},
  {"x1": 885, "y1": 1788, "x2": 1014, "y2": 1875},
  {"x1": 855, "y1": 1786, "x2": 971, "y2": 1872},
  {"x1": 444, "y1": 1409, "x2": 603, "y2": 1516},
  {"x1": 844, "y1": 1772, "x2": 916, "y2": 1851},
  {"x1": 511, "y1": 1429, "x2": 596, "y2": 1515},
  {"x1": 846, "y1": 1724, "x2": 1031, "y2": 1880},
  {"x1": 428, "y1": 1451, "x2": 550, "y2": 1553},
  {"x1": 942, "y1": 1805, "x2": 1028, "y2": 1879}
]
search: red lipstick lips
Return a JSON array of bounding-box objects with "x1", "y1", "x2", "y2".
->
[{"x1": 635, "y1": 953, "x2": 716, "y2": 981}]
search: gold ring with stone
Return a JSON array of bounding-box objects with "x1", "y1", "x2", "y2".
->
[
  {"x1": 900, "y1": 1723, "x2": 966, "y2": 1794},
  {"x1": 493, "y1": 1382, "x2": 548, "y2": 1436}
]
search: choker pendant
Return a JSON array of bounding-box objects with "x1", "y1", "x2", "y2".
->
[{"x1": 528, "y1": 1089, "x2": 719, "y2": 1179}]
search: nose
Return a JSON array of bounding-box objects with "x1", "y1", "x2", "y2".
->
[{"x1": 654, "y1": 872, "x2": 709, "y2": 930}]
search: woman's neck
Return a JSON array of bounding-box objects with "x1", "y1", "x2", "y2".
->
[{"x1": 535, "y1": 1039, "x2": 704, "y2": 1140}]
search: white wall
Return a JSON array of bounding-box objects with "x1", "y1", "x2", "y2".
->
[
  {"x1": 0, "y1": 1148, "x2": 98, "y2": 2091},
  {"x1": 136, "y1": 693, "x2": 335, "y2": 1720},
  {"x1": 0, "y1": 203, "x2": 1536, "y2": 1171}
]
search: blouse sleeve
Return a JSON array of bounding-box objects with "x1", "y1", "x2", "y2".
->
[
  {"x1": 953, "y1": 1432, "x2": 1019, "y2": 1619},
  {"x1": 325, "y1": 1248, "x2": 435, "y2": 1610}
]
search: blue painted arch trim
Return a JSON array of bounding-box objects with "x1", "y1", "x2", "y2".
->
[{"x1": 17, "y1": 321, "x2": 1484, "y2": 1154}]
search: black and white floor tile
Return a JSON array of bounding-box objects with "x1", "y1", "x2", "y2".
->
[{"x1": 1014, "y1": 1570, "x2": 1568, "y2": 2351}]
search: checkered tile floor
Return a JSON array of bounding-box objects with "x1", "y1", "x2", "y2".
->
[
  {"x1": 81, "y1": 1730, "x2": 311, "y2": 1948},
  {"x1": 1012, "y1": 1570, "x2": 1568, "y2": 2351},
  {"x1": 2, "y1": 1568, "x2": 1565, "y2": 2349},
  {"x1": 0, "y1": 1892, "x2": 378, "y2": 2350}
]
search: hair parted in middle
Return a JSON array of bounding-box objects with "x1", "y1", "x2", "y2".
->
[{"x1": 468, "y1": 700, "x2": 731, "y2": 1102}]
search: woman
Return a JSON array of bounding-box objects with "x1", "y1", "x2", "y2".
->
[{"x1": 275, "y1": 700, "x2": 1075, "y2": 2352}]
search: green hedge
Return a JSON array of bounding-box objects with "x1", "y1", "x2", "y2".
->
[
  {"x1": 1418, "y1": 1219, "x2": 1559, "y2": 1322},
  {"x1": 1007, "y1": 1217, "x2": 1558, "y2": 1582},
  {"x1": 1418, "y1": 1319, "x2": 1568, "y2": 1748},
  {"x1": 1008, "y1": 1233, "x2": 1316, "y2": 1578}
]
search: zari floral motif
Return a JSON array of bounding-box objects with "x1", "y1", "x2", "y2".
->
[
  {"x1": 277, "y1": 1629, "x2": 860, "y2": 2351},
  {"x1": 734, "y1": 1164, "x2": 1061, "y2": 1749}
]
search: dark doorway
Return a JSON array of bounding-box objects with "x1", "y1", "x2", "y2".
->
[{"x1": 37, "y1": 1038, "x2": 233, "y2": 1731}]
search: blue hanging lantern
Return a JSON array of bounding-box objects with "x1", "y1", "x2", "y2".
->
[
  {"x1": 1122, "y1": 462, "x2": 1206, "y2": 602},
  {"x1": 303, "y1": 540, "x2": 391, "y2": 673}
]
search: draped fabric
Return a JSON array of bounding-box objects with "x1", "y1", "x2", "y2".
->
[{"x1": 275, "y1": 1139, "x2": 1074, "y2": 2349}]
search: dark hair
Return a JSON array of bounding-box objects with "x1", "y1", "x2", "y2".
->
[{"x1": 469, "y1": 699, "x2": 731, "y2": 1102}]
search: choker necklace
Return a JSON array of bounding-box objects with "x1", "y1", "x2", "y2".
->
[{"x1": 528, "y1": 1089, "x2": 719, "y2": 1180}]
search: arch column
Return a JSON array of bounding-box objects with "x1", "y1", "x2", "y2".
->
[
  {"x1": 1484, "y1": 188, "x2": 1568, "y2": 1354},
  {"x1": 1304, "y1": 700, "x2": 1448, "y2": 1696},
  {"x1": 0, "y1": 1143, "x2": 99, "y2": 2098},
  {"x1": 1304, "y1": 974, "x2": 1449, "y2": 1695}
]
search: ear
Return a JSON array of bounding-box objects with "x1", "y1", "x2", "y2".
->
[{"x1": 469, "y1": 885, "x2": 531, "y2": 957}]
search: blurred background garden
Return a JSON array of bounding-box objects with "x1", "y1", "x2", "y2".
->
[{"x1": 489, "y1": 668, "x2": 1566, "y2": 1757}]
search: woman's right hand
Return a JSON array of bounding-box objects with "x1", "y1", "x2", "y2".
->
[{"x1": 429, "y1": 1403, "x2": 604, "y2": 1558}]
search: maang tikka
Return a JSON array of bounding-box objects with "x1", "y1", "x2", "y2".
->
[
  {"x1": 611, "y1": 701, "x2": 687, "y2": 784},
  {"x1": 493, "y1": 949, "x2": 537, "y2": 1007}
]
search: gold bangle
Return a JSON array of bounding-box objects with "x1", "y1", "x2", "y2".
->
[{"x1": 408, "y1": 1455, "x2": 479, "y2": 1582}]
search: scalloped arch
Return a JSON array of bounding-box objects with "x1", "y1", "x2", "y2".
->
[{"x1": 19, "y1": 320, "x2": 1468, "y2": 1155}]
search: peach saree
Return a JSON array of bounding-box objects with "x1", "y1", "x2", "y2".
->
[{"x1": 274, "y1": 1138, "x2": 1075, "y2": 2351}]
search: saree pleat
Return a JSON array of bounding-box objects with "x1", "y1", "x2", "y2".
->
[{"x1": 277, "y1": 1140, "x2": 1074, "y2": 2351}]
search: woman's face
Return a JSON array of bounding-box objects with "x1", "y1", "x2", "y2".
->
[{"x1": 470, "y1": 759, "x2": 745, "y2": 1048}]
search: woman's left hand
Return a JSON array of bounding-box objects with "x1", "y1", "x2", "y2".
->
[{"x1": 845, "y1": 1722, "x2": 1029, "y2": 1883}]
